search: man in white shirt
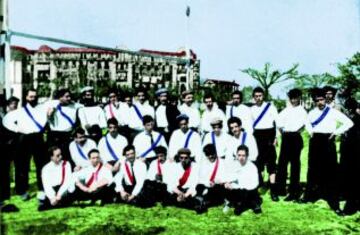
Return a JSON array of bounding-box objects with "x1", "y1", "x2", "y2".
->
[
  {"x1": 69, "y1": 128, "x2": 97, "y2": 171},
  {"x1": 38, "y1": 146, "x2": 75, "y2": 211},
  {"x1": 250, "y1": 87, "x2": 279, "y2": 201},
  {"x1": 133, "y1": 115, "x2": 167, "y2": 167},
  {"x1": 103, "y1": 88, "x2": 126, "y2": 125},
  {"x1": 47, "y1": 88, "x2": 79, "y2": 163},
  {"x1": 301, "y1": 88, "x2": 353, "y2": 215},
  {"x1": 179, "y1": 90, "x2": 201, "y2": 131},
  {"x1": 196, "y1": 144, "x2": 227, "y2": 212},
  {"x1": 98, "y1": 118, "x2": 128, "y2": 173},
  {"x1": 226, "y1": 90, "x2": 253, "y2": 134},
  {"x1": 276, "y1": 89, "x2": 307, "y2": 201},
  {"x1": 202, "y1": 119, "x2": 231, "y2": 159},
  {"x1": 224, "y1": 145, "x2": 262, "y2": 215},
  {"x1": 168, "y1": 114, "x2": 202, "y2": 163},
  {"x1": 114, "y1": 145, "x2": 148, "y2": 207},
  {"x1": 200, "y1": 93, "x2": 227, "y2": 135},
  {"x1": 73, "y1": 149, "x2": 114, "y2": 205}
]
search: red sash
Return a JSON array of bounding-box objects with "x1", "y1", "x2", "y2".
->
[
  {"x1": 209, "y1": 159, "x2": 219, "y2": 183},
  {"x1": 109, "y1": 104, "x2": 115, "y2": 119},
  {"x1": 157, "y1": 159, "x2": 162, "y2": 176},
  {"x1": 125, "y1": 162, "x2": 135, "y2": 185},
  {"x1": 178, "y1": 167, "x2": 191, "y2": 188},
  {"x1": 86, "y1": 163, "x2": 103, "y2": 187},
  {"x1": 60, "y1": 160, "x2": 67, "y2": 186}
]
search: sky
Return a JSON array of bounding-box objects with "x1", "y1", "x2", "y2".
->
[{"x1": 9, "y1": 0, "x2": 360, "y2": 97}]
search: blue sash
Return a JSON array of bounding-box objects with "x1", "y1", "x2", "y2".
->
[
  {"x1": 75, "y1": 143, "x2": 88, "y2": 160},
  {"x1": 133, "y1": 105, "x2": 143, "y2": 121},
  {"x1": 241, "y1": 132, "x2": 247, "y2": 145},
  {"x1": 230, "y1": 105, "x2": 234, "y2": 118},
  {"x1": 253, "y1": 103, "x2": 271, "y2": 128},
  {"x1": 184, "y1": 130, "x2": 194, "y2": 148},
  {"x1": 211, "y1": 131, "x2": 217, "y2": 154},
  {"x1": 56, "y1": 104, "x2": 75, "y2": 127},
  {"x1": 140, "y1": 133, "x2": 163, "y2": 158},
  {"x1": 24, "y1": 105, "x2": 45, "y2": 132},
  {"x1": 105, "y1": 135, "x2": 119, "y2": 161},
  {"x1": 311, "y1": 106, "x2": 330, "y2": 128}
]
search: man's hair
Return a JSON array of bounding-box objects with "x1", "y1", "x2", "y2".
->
[
  {"x1": 227, "y1": 116, "x2": 242, "y2": 128},
  {"x1": 107, "y1": 88, "x2": 118, "y2": 96},
  {"x1": 123, "y1": 145, "x2": 135, "y2": 155},
  {"x1": 287, "y1": 88, "x2": 302, "y2": 99},
  {"x1": 26, "y1": 88, "x2": 37, "y2": 95},
  {"x1": 123, "y1": 90, "x2": 133, "y2": 99},
  {"x1": 107, "y1": 117, "x2": 119, "y2": 127},
  {"x1": 56, "y1": 88, "x2": 70, "y2": 99},
  {"x1": 7, "y1": 96, "x2": 19, "y2": 106},
  {"x1": 48, "y1": 146, "x2": 61, "y2": 157},
  {"x1": 232, "y1": 90, "x2": 243, "y2": 101},
  {"x1": 74, "y1": 127, "x2": 85, "y2": 136},
  {"x1": 142, "y1": 115, "x2": 154, "y2": 125},
  {"x1": 88, "y1": 148, "x2": 100, "y2": 158},
  {"x1": 154, "y1": 146, "x2": 167, "y2": 155},
  {"x1": 136, "y1": 87, "x2": 148, "y2": 98},
  {"x1": 203, "y1": 144, "x2": 217, "y2": 156},
  {"x1": 252, "y1": 87, "x2": 264, "y2": 96},
  {"x1": 237, "y1": 145, "x2": 249, "y2": 156},
  {"x1": 323, "y1": 86, "x2": 337, "y2": 95},
  {"x1": 203, "y1": 93, "x2": 214, "y2": 102}
]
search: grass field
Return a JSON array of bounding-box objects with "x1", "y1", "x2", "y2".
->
[{"x1": 1, "y1": 134, "x2": 360, "y2": 235}]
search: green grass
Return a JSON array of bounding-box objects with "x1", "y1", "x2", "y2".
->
[{"x1": 1, "y1": 134, "x2": 360, "y2": 235}]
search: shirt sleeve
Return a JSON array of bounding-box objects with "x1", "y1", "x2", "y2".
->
[
  {"x1": 114, "y1": 168, "x2": 125, "y2": 193},
  {"x1": 58, "y1": 162, "x2": 74, "y2": 196},
  {"x1": 2, "y1": 110, "x2": 19, "y2": 133},
  {"x1": 42, "y1": 166, "x2": 56, "y2": 200},
  {"x1": 333, "y1": 109, "x2": 354, "y2": 135},
  {"x1": 248, "y1": 134, "x2": 258, "y2": 162},
  {"x1": 132, "y1": 163, "x2": 147, "y2": 196}
]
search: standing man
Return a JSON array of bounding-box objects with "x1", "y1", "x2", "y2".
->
[
  {"x1": 200, "y1": 93, "x2": 227, "y2": 135},
  {"x1": 133, "y1": 87, "x2": 155, "y2": 119},
  {"x1": 250, "y1": 87, "x2": 279, "y2": 201},
  {"x1": 179, "y1": 90, "x2": 201, "y2": 131},
  {"x1": 202, "y1": 119, "x2": 231, "y2": 159},
  {"x1": 168, "y1": 114, "x2": 202, "y2": 163},
  {"x1": 133, "y1": 115, "x2": 168, "y2": 167},
  {"x1": 103, "y1": 88, "x2": 127, "y2": 125},
  {"x1": 2, "y1": 89, "x2": 48, "y2": 201},
  {"x1": 154, "y1": 88, "x2": 180, "y2": 143},
  {"x1": 323, "y1": 86, "x2": 339, "y2": 109},
  {"x1": 302, "y1": 88, "x2": 353, "y2": 215},
  {"x1": 226, "y1": 90, "x2": 253, "y2": 134},
  {"x1": 122, "y1": 91, "x2": 145, "y2": 142}
]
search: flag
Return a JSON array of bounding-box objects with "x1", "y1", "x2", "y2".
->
[{"x1": 186, "y1": 6, "x2": 190, "y2": 17}]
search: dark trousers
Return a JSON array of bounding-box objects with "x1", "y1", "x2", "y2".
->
[
  {"x1": 277, "y1": 132, "x2": 303, "y2": 195},
  {"x1": 116, "y1": 182, "x2": 150, "y2": 208},
  {"x1": 16, "y1": 133, "x2": 47, "y2": 194},
  {"x1": 253, "y1": 128, "x2": 277, "y2": 184},
  {"x1": 196, "y1": 184, "x2": 226, "y2": 207},
  {"x1": 142, "y1": 180, "x2": 171, "y2": 206},
  {"x1": 47, "y1": 131, "x2": 73, "y2": 164},
  {"x1": 226, "y1": 188, "x2": 262, "y2": 210},
  {"x1": 40, "y1": 185, "x2": 73, "y2": 210},
  {"x1": 74, "y1": 184, "x2": 114, "y2": 203},
  {"x1": 168, "y1": 187, "x2": 198, "y2": 210},
  {"x1": 305, "y1": 133, "x2": 339, "y2": 209}
]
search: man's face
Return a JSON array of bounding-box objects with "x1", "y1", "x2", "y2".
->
[
  {"x1": 125, "y1": 149, "x2": 136, "y2": 163},
  {"x1": 137, "y1": 92, "x2": 146, "y2": 104},
  {"x1": 237, "y1": 150, "x2": 248, "y2": 166},
  {"x1": 229, "y1": 122, "x2": 241, "y2": 137},
  {"x1": 108, "y1": 92, "x2": 118, "y2": 104},
  {"x1": 26, "y1": 91, "x2": 38, "y2": 106},
  {"x1": 290, "y1": 97, "x2": 300, "y2": 107},
  {"x1": 84, "y1": 91, "x2": 93, "y2": 100},
  {"x1": 108, "y1": 123, "x2": 118, "y2": 137},
  {"x1": 183, "y1": 94, "x2": 193, "y2": 105},
  {"x1": 144, "y1": 121, "x2": 154, "y2": 132},
  {"x1": 89, "y1": 152, "x2": 101, "y2": 167},
  {"x1": 204, "y1": 97, "x2": 213, "y2": 110},
  {"x1": 159, "y1": 93, "x2": 167, "y2": 104},
  {"x1": 325, "y1": 91, "x2": 334, "y2": 103},
  {"x1": 157, "y1": 153, "x2": 167, "y2": 164},
  {"x1": 75, "y1": 133, "x2": 86, "y2": 145},
  {"x1": 206, "y1": 153, "x2": 217, "y2": 163},
  {"x1": 59, "y1": 92, "x2": 72, "y2": 105},
  {"x1": 212, "y1": 124, "x2": 222, "y2": 136},
  {"x1": 179, "y1": 153, "x2": 191, "y2": 166},
  {"x1": 124, "y1": 97, "x2": 132, "y2": 106},
  {"x1": 253, "y1": 92, "x2": 264, "y2": 105},
  {"x1": 179, "y1": 120, "x2": 189, "y2": 133},
  {"x1": 315, "y1": 96, "x2": 326, "y2": 110},
  {"x1": 232, "y1": 94, "x2": 241, "y2": 106},
  {"x1": 51, "y1": 148, "x2": 62, "y2": 165},
  {"x1": 8, "y1": 101, "x2": 18, "y2": 111}
]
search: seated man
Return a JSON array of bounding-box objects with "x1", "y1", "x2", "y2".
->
[
  {"x1": 167, "y1": 148, "x2": 202, "y2": 212},
  {"x1": 39, "y1": 146, "x2": 75, "y2": 211},
  {"x1": 142, "y1": 146, "x2": 173, "y2": 206},
  {"x1": 69, "y1": 128, "x2": 97, "y2": 171},
  {"x1": 202, "y1": 119, "x2": 231, "y2": 159},
  {"x1": 114, "y1": 145, "x2": 148, "y2": 207},
  {"x1": 225, "y1": 145, "x2": 262, "y2": 215},
  {"x1": 73, "y1": 149, "x2": 113, "y2": 205},
  {"x1": 196, "y1": 144, "x2": 227, "y2": 212}
]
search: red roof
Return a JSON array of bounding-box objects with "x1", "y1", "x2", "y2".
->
[
  {"x1": 38, "y1": 45, "x2": 54, "y2": 53},
  {"x1": 57, "y1": 47, "x2": 116, "y2": 54},
  {"x1": 139, "y1": 49, "x2": 197, "y2": 60},
  {"x1": 205, "y1": 79, "x2": 239, "y2": 86},
  {"x1": 11, "y1": 46, "x2": 33, "y2": 54}
]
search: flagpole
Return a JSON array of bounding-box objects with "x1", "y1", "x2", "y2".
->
[{"x1": 185, "y1": 2, "x2": 191, "y2": 90}]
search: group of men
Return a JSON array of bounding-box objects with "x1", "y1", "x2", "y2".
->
[{"x1": 0, "y1": 85, "x2": 358, "y2": 216}]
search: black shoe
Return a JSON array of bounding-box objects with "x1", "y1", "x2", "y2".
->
[
  {"x1": 252, "y1": 205, "x2": 262, "y2": 214},
  {"x1": 334, "y1": 209, "x2": 345, "y2": 216},
  {"x1": 271, "y1": 193, "x2": 279, "y2": 202},
  {"x1": 234, "y1": 206, "x2": 246, "y2": 216},
  {"x1": 37, "y1": 204, "x2": 48, "y2": 211},
  {"x1": 343, "y1": 201, "x2": 358, "y2": 216},
  {"x1": 1, "y1": 204, "x2": 20, "y2": 213},
  {"x1": 284, "y1": 194, "x2": 299, "y2": 202},
  {"x1": 20, "y1": 193, "x2": 30, "y2": 201}
]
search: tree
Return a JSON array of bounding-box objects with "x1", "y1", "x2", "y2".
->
[
  {"x1": 241, "y1": 63, "x2": 299, "y2": 99},
  {"x1": 294, "y1": 73, "x2": 334, "y2": 91}
]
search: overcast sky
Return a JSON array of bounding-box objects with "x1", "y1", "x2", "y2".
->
[{"x1": 9, "y1": 0, "x2": 360, "y2": 97}]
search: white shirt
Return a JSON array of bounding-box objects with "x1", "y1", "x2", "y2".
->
[
  {"x1": 47, "y1": 100, "x2": 79, "y2": 132},
  {"x1": 104, "y1": 102, "x2": 127, "y2": 126},
  {"x1": 226, "y1": 104, "x2": 254, "y2": 134},
  {"x1": 306, "y1": 106, "x2": 353, "y2": 135},
  {"x1": 114, "y1": 160, "x2": 147, "y2": 196},
  {"x1": 155, "y1": 104, "x2": 168, "y2": 128},
  {"x1": 69, "y1": 139, "x2": 97, "y2": 168},
  {"x1": 123, "y1": 104, "x2": 151, "y2": 130},
  {"x1": 202, "y1": 131, "x2": 231, "y2": 158},
  {"x1": 228, "y1": 160, "x2": 259, "y2": 190},
  {"x1": 41, "y1": 160, "x2": 75, "y2": 200},
  {"x1": 168, "y1": 129, "x2": 202, "y2": 163},
  {"x1": 133, "y1": 130, "x2": 168, "y2": 159},
  {"x1": 74, "y1": 163, "x2": 113, "y2": 187},
  {"x1": 251, "y1": 102, "x2": 278, "y2": 130},
  {"x1": 2, "y1": 103, "x2": 48, "y2": 134},
  {"x1": 277, "y1": 105, "x2": 308, "y2": 132},
  {"x1": 201, "y1": 106, "x2": 228, "y2": 133},
  {"x1": 98, "y1": 133, "x2": 128, "y2": 163},
  {"x1": 167, "y1": 162, "x2": 200, "y2": 196},
  {"x1": 226, "y1": 131, "x2": 258, "y2": 162},
  {"x1": 179, "y1": 103, "x2": 201, "y2": 129},
  {"x1": 78, "y1": 106, "x2": 107, "y2": 131},
  {"x1": 198, "y1": 158, "x2": 227, "y2": 187},
  {"x1": 146, "y1": 160, "x2": 173, "y2": 191}
]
